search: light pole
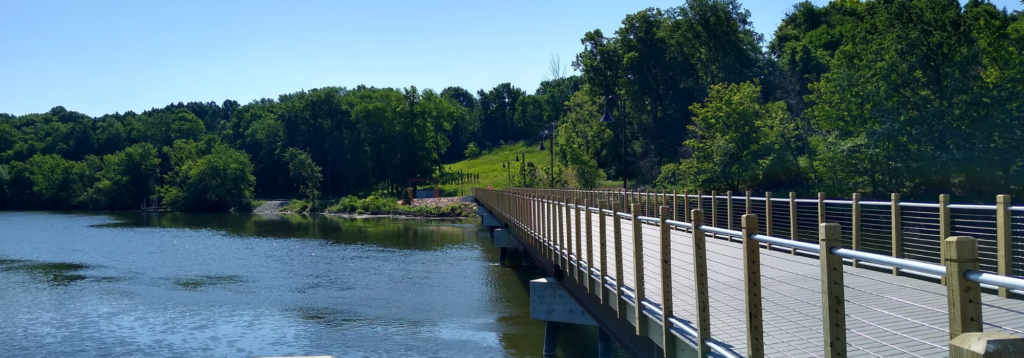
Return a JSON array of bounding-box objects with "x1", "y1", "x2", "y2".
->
[
  {"x1": 600, "y1": 95, "x2": 627, "y2": 190},
  {"x1": 502, "y1": 160, "x2": 512, "y2": 187},
  {"x1": 538, "y1": 121, "x2": 556, "y2": 188},
  {"x1": 515, "y1": 152, "x2": 527, "y2": 187}
]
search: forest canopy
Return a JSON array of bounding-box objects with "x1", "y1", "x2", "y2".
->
[{"x1": 1, "y1": 0, "x2": 1021, "y2": 211}]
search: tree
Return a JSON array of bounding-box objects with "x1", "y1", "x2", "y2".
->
[
  {"x1": 13, "y1": 154, "x2": 92, "y2": 209},
  {"x1": 0, "y1": 164, "x2": 9, "y2": 209},
  {"x1": 574, "y1": 1, "x2": 765, "y2": 184},
  {"x1": 286, "y1": 148, "x2": 322, "y2": 210},
  {"x1": 478, "y1": 83, "x2": 525, "y2": 146},
  {"x1": 658, "y1": 82, "x2": 798, "y2": 191},
  {"x1": 85, "y1": 143, "x2": 161, "y2": 209},
  {"x1": 463, "y1": 142, "x2": 480, "y2": 157},
  {"x1": 132, "y1": 108, "x2": 206, "y2": 148},
  {"x1": 160, "y1": 144, "x2": 255, "y2": 212},
  {"x1": 556, "y1": 89, "x2": 613, "y2": 188}
]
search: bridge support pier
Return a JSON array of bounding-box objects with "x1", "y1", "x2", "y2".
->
[
  {"x1": 598, "y1": 328, "x2": 613, "y2": 358},
  {"x1": 531, "y1": 277, "x2": 600, "y2": 356},
  {"x1": 494, "y1": 229, "x2": 522, "y2": 266},
  {"x1": 543, "y1": 321, "x2": 559, "y2": 356}
]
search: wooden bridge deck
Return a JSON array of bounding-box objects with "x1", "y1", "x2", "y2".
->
[{"x1": 546, "y1": 207, "x2": 1024, "y2": 357}]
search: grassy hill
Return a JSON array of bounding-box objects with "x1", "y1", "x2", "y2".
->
[
  {"x1": 438, "y1": 141, "x2": 550, "y2": 195},
  {"x1": 437, "y1": 141, "x2": 623, "y2": 196}
]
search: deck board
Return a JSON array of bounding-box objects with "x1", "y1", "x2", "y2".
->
[{"x1": 529, "y1": 208, "x2": 1024, "y2": 357}]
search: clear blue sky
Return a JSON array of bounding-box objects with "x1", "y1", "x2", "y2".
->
[{"x1": 2, "y1": 0, "x2": 1020, "y2": 117}]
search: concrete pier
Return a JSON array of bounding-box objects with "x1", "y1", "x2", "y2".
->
[
  {"x1": 543, "y1": 321, "x2": 559, "y2": 356},
  {"x1": 598, "y1": 328, "x2": 613, "y2": 358},
  {"x1": 529, "y1": 277, "x2": 597, "y2": 326}
]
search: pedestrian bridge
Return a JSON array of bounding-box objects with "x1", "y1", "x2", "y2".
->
[{"x1": 473, "y1": 188, "x2": 1024, "y2": 357}]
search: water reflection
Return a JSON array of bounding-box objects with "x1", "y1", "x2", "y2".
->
[
  {"x1": 0, "y1": 212, "x2": 624, "y2": 357},
  {"x1": 100, "y1": 212, "x2": 480, "y2": 250}
]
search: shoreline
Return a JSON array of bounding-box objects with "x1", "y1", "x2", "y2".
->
[
  {"x1": 258, "y1": 211, "x2": 473, "y2": 220},
  {"x1": 252, "y1": 197, "x2": 478, "y2": 219}
]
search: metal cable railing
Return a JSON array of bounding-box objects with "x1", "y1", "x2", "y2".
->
[
  {"x1": 534, "y1": 189, "x2": 1024, "y2": 287},
  {"x1": 478, "y1": 189, "x2": 1024, "y2": 358}
]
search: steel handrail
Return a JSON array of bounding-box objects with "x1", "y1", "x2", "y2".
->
[
  {"x1": 965, "y1": 270, "x2": 1024, "y2": 292},
  {"x1": 665, "y1": 220, "x2": 693, "y2": 229},
  {"x1": 899, "y1": 202, "x2": 940, "y2": 208},
  {"x1": 749, "y1": 234, "x2": 819, "y2": 252},
  {"x1": 831, "y1": 247, "x2": 948, "y2": 277},
  {"x1": 637, "y1": 216, "x2": 659, "y2": 224},
  {"x1": 948, "y1": 204, "x2": 997, "y2": 210},
  {"x1": 490, "y1": 191, "x2": 1024, "y2": 294}
]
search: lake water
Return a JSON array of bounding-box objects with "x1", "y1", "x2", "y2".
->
[{"x1": 0, "y1": 212, "x2": 625, "y2": 357}]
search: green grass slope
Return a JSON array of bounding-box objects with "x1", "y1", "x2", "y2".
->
[{"x1": 439, "y1": 141, "x2": 551, "y2": 195}]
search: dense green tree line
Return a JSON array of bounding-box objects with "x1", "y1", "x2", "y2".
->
[
  {"x1": 565, "y1": 0, "x2": 1023, "y2": 200},
  {"x1": 1, "y1": 0, "x2": 1021, "y2": 211},
  {"x1": 0, "y1": 81, "x2": 578, "y2": 211}
]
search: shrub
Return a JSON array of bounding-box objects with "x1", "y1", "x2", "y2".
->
[{"x1": 463, "y1": 142, "x2": 480, "y2": 157}]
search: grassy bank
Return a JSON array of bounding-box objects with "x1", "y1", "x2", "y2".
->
[
  {"x1": 276, "y1": 196, "x2": 475, "y2": 217},
  {"x1": 438, "y1": 141, "x2": 627, "y2": 193},
  {"x1": 439, "y1": 141, "x2": 548, "y2": 194}
]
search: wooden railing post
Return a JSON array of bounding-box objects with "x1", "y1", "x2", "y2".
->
[
  {"x1": 818, "y1": 192, "x2": 826, "y2": 224},
  {"x1": 614, "y1": 201, "x2": 626, "y2": 318},
  {"x1": 697, "y1": 190, "x2": 703, "y2": 212},
  {"x1": 711, "y1": 191, "x2": 718, "y2": 236},
  {"x1": 892, "y1": 193, "x2": 902, "y2": 276},
  {"x1": 950, "y1": 332, "x2": 1024, "y2": 357},
  {"x1": 631, "y1": 203, "x2": 647, "y2": 336},
  {"x1": 742, "y1": 214, "x2": 764, "y2": 358},
  {"x1": 727, "y1": 190, "x2": 734, "y2": 231},
  {"x1": 536, "y1": 193, "x2": 541, "y2": 246},
  {"x1": 541, "y1": 195, "x2": 547, "y2": 262},
  {"x1": 852, "y1": 193, "x2": 861, "y2": 268},
  {"x1": 673, "y1": 190, "x2": 679, "y2": 222},
  {"x1": 564, "y1": 196, "x2": 572, "y2": 275},
  {"x1": 790, "y1": 192, "x2": 797, "y2": 255},
  {"x1": 548, "y1": 195, "x2": 554, "y2": 262},
  {"x1": 820, "y1": 222, "x2": 847, "y2": 358},
  {"x1": 691, "y1": 209, "x2": 711, "y2": 357},
  {"x1": 555, "y1": 195, "x2": 562, "y2": 270},
  {"x1": 765, "y1": 192, "x2": 773, "y2": 250},
  {"x1": 945, "y1": 236, "x2": 982, "y2": 339},
  {"x1": 575, "y1": 198, "x2": 583, "y2": 283},
  {"x1": 659, "y1": 205, "x2": 675, "y2": 356},
  {"x1": 662, "y1": 189, "x2": 667, "y2": 214},
  {"x1": 643, "y1": 189, "x2": 649, "y2": 216},
  {"x1": 746, "y1": 191, "x2": 752, "y2": 214},
  {"x1": 684, "y1": 190, "x2": 691, "y2": 223},
  {"x1": 940, "y1": 194, "x2": 950, "y2": 286},
  {"x1": 997, "y1": 195, "x2": 1012, "y2": 298},
  {"x1": 585, "y1": 198, "x2": 594, "y2": 293},
  {"x1": 599, "y1": 200, "x2": 608, "y2": 301}
]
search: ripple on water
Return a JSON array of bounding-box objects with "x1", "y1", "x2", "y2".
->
[
  {"x1": 0, "y1": 212, "x2": 626, "y2": 357},
  {"x1": 0, "y1": 258, "x2": 92, "y2": 286},
  {"x1": 172, "y1": 275, "x2": 245, "y2": 291}
]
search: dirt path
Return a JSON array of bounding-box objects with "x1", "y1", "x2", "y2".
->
[
  {"x1": 408, "y1": 196, "x2": 468, "y2": 207},
  {"x1": 253, "y1": 200, "x2": 288, "y2": 214}
]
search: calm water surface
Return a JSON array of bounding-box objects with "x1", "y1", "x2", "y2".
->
[{"x1": 0, "y1": 212, "x2": 626, "y2": 357}]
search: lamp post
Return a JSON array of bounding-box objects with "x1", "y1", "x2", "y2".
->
[
  {"x1": 600, "y1": 95, "x2": 627, "y2": 190},
  {"x1": 515, "y1": 152, "x2": 527, "y2": 187},
  {"x1": 538, "y1": 121, "x2": 556, "y2": 188},
  {"x1": 502, "y1": 160, "x2": 512, "y2": 187}
]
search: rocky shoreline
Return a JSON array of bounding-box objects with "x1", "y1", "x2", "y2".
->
[{"x1": 251, "y1": 197, "x2": 477, "y2": 219}]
